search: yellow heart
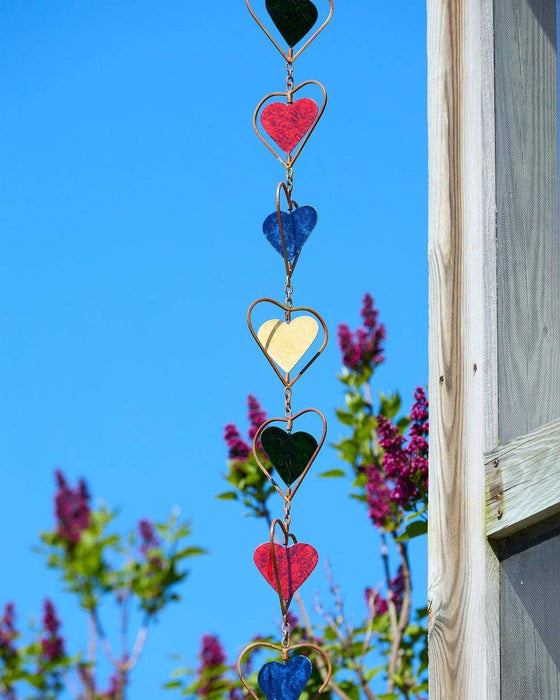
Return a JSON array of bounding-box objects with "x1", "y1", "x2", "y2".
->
[{"x1": 257, "y1": 316, "x2": 319, "y2": 373}]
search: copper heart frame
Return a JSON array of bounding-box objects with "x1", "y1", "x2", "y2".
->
[
  {"x1": 253, "y1": 80, "x2": 327, "y2": 170},
  {"x1": 275, "y1": 181, "x2": 301, "y2": 278},
  {"x1": 237, "y1": 640, "x2": 333, "y2": 700},
  {"x1": 252, "y1": 408, "x2": 327, "y2": 503},
  {"x1": 247, "y1": 298, "x2": 328, "y2": 389},
  {"x1": 246, "y1": 0, "x2": 334, "y2": 63},
  {"x1": 265, "y1": 518, "x2": 298, "y2": 617}
]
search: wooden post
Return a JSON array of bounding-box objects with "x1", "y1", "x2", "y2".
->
[{"x1": 427, "y1": 0, "x2": 500, "y2": 696}]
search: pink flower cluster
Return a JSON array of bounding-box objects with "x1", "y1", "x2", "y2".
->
[
  {"x1": 99, "y1": 672, "x2": 125, "y2": 699},
  {"x1": 54, "y1": 470, "x2": 91, "y2": 544},
  {"x1": 223, "y1": 395, "x2": 267, "y2": 462},
  {"x1": 41, "y1": 599, "x2": 65, "y2": 662},
  {"x1": 364, "y1": 567, "x2": 405, "y2": 617},
  {"x1": 0, "y1": 603, "x2": 17, "y2": 657},
  {"x1": 197, "y1": 634, "x2": 226, "y2": 696},
  {"x1": 364, "y1": 587, "x2": 388, "y2": 616},
  {"x1": 390, "y1": 566, "x2": 405, "y2": 614},
  {"x1": 338, "y1": 293, "x2": 386, "y2": 373},
  {"x1": 366, "y1": 388, "x2": 429, "y2": 528},
  {"x1": 138, "y1": 519, "x2": 163, "y2": 569},
  {"x1": 199, "y1": 634, "x2": 226, "y2": 669}
]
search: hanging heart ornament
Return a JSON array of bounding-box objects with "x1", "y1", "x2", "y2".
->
[
  {"x1": 261, "y1": 425, "x2": 318, "y2": 485},
  {"x1": 238, "y1": 641, "x2": 332, "y2": 700},
  {"x1": 259, "y1": 655, "x2": 313, "y2": 700},
  {"x1": 266, "y1": 0, "x2": 318, "y2": 47},
  {"x1": 258, "y1": 316, "x2": 318, "y2": 373},
  {"x1": 252, "y1": 409, "x2": 327, "y2": 502},
  {"x1": 254, "y1": 541, "x2": 319, "y2": 600},
  {"x1": 261, "y1": 97, "x2": 318, "y2": 153},
  {"x1": 248, "y1": 298, "x2": 328, "y2": 388},
  {"x1": 246, "y1": 0, "x2": 334, "y2": 62},
  {"x1": 263, "y1": 204, "x2": 318, "y2": 264},
  {"x1": 254, "y1": 81, "x2": 327, "y2": 168}
]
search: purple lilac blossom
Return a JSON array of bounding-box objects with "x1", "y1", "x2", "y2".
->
[
  {"x1": 197, "y1": 634, "x2": 227, "y2": 696},
  {"x1": 365, "y1": 388, "x2": 429, "y2": 528},
  {"x1": 138, "y1": 519, "x2": 163, "y2": 569},
  {"x1": 390, "y1": 567, "x2": 405, "y2": 614},
  {"x1": 224, "y1": 424, "x2": 250, "y2": 461},
  {"x1": 337, "y1": 293, "x2": 386, "y2": 372},
  {"x1": 98, "y1": 672, "x2": 125, "y2": 699},
  {"x1": 54, "y1": 470, "x2": 91, "y2": 544},
  {"x1": 41, "y1": 599, "x2": 65, "y2": 662},
  {"x1": 0, "y1": 603, "x2": 17, "y2": 657},
  {"x1": 364, "y1": 465, "x2": 392, "y2": 528},
  {"x1": 247, "y1": 394, "x2": 267, "y2": 442},
  {"x1": 364, "y1": 587, "x2": 389, "y2": 616}
]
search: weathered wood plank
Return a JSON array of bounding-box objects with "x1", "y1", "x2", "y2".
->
[
  {"x1": 486, "y1": 417, "x2": 560, "y2": 538},
  {"x1": 500, "y1": 527, "x2": 560, "y2": 697},
  {"x1": 495, "y1": 0, "x2": 560, "y2": 444},
  {"x1": 427, "y1": 0, "x2": 499, "y2": 696}
]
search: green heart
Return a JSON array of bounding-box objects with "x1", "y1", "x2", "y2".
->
[
  {"x1": 265, "y1": 0, "x2": 319, "y2": 48},
  {"x1": 261, "y1": 427, "x2": 318, "y2": 486}
]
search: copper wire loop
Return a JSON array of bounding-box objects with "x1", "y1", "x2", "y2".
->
[
  {"x1": 253, "y1": 80, "x2": 328, "y2": 170},
  {"x1": 276, "y1": 181, "x2": 295, "y2": 279},
  {"x1": 237, "y1": 641, "x2": 333, "y2": 699},
  {"x1": 251, "y1": 409, "x2": 327, "y2": 504},
  {"x1": 268, "y1": 518, "x2": 297, "y2": 619},
  {"x1": 245, "y1": 0, "x2": 334, "y2": 63},
  {"x1": 247, "y1": 298, "x2": 328, "y2": 390}
]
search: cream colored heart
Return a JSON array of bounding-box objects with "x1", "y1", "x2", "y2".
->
[{"x1": 257, "y1": 316, "x2": 319, "y2": 373}]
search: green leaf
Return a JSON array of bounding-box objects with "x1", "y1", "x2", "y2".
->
[
  {"x1": 176, "y1": 547, "x2": 206, "y2": 559},
  {"x1": 379, "y1": 391, "x2": 402, "y2": 420},
  {"x1": 335, "y1": 409, "x2": 355, "y2": 426},
  {"x1": 404, "y1": 504, "x2": 428, "y2": 523},
  {"x1": 396, "y1": 519, "x2": 428, "y2": 541},
  {"x1": 349, "y1": 493, "x2": 367, "y2": 503},
  {"x1": 319, "y1": 469, "x2": 346, "y2": 478},
  {"x1": 352, "y1": 472, "x2": 367, "y2": 488}
]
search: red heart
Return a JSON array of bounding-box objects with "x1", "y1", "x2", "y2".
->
[
  {"x1": 261, "y1": 98, "x2": 319, "y2": 153},
  {"x1": 253, "y1": 542, "x2": 319, "y2": 600}
]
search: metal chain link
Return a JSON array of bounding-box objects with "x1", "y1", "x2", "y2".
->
[
  {"x1": 281, "y1": 614, "x2": 291, "y2": 648},
  {"x1": 284, "y1": 386, "x2": 293, "y2": 421},
  {"x1": 283, "y1": 495, "x2": 292, "y2": 531},
  {"x1": 286, "y1": 167, "x2": 294, "y2": 203},
  {"x1": 286, "y1": 61, "x2": 294, "y2": 103},
  {"x1": 285, "y1": 277, "x2": 294, "y2": 310}
]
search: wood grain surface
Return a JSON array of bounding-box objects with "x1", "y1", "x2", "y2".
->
[
  {"x1": 486, "y1": 417, "x2": 560, "y2": 538},
  {"x1": 427, "y1": 0, "x2": 499, "y2": 696},
  {"x1": 495, "y1": 0, "x2": 560, "y2": 444},
  {"x1": 500, "y1": 526, "x2": 560, "y2": 697}
]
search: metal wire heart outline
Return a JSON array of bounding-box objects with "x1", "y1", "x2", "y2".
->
[
  {"x1": 266, "y1": 518, "x2": 298, "y2": 616},
  {"x1": 274, "y1": 181, "x2": 304, "y2": 277},
  {"x1": 247, "y1": 299, "x2": 328, "y2": 389},
  {"x1": 237, "y1": 640, "x2": 332, "y2": 700},
  {"x1": 246, "y1": 0, "x2": 334, "y2": 63},
  {"x1": 252, "y1": 408, "x2": 327, "y2": 503},
  {"x1": 253, "y1": 81, "x2": 327, "y2": 170}
]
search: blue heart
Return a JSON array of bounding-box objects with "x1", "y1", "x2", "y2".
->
[
  {"x1": 258, "y1": 655, "x2": 313, "y2": 700},
  {"x1": 262, "y1": 206, "x2": 318, "y2": 264}
]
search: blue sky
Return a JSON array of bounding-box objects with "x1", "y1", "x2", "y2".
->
[{"x1": 0, "y1": 1, "x2": 427, "y2": 696}]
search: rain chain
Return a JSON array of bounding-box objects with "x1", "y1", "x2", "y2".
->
[{"x1": 237, "y1": 1, "x2": 334, "y2": 698}]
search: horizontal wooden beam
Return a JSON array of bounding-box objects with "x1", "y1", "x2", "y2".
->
[{"x1": 486, "y1": 417, "x2": 560, "y2": 538}]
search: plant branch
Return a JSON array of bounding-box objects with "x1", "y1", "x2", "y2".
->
[
  {"x1": 387, "y1": 539, "x2": 412, "y2": 695},
  {"x1": 91, "y1": 609, "x2": 119, "y2": 668},
  {"x1": 295, "y1": 593, "x2": 354, "y2": 700},
  {"x1": 125, "y1": 622, "x2": 149, "y2": 671}
]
